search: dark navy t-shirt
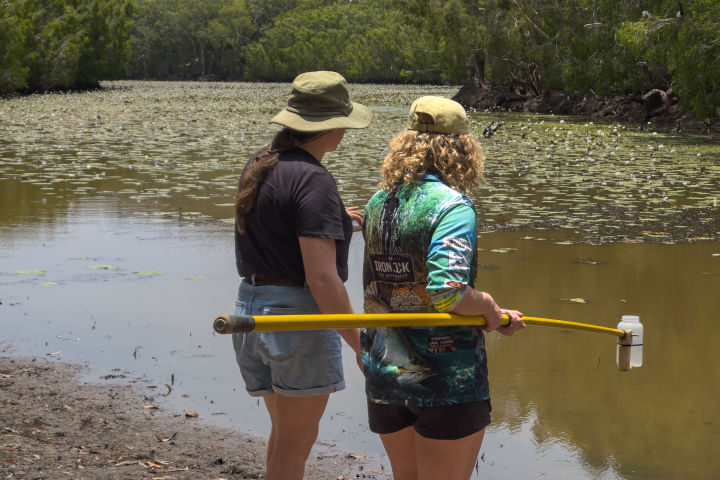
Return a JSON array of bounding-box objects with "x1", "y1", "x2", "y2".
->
[{"x1": 235, "y1": 147, "x2": 353, "y2": 282}]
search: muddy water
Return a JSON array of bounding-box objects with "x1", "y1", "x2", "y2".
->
[{"x1": 1, "y1": 81, "x2": 720, "y2": 479}]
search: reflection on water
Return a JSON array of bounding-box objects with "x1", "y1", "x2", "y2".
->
[
  {"x1": 2, "y1": 82, "x2": 720, "y2": 479},
  {"x1": 475, "y1": 232, "x2": 720, "y2": 479}
]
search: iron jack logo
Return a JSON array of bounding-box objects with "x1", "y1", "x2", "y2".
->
[{"x1": 370, "y1": 254, "x2": 415, "y2": 283}]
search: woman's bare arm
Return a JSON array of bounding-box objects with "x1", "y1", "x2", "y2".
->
[
  {"x1": 451, "y1": 285, "x2": 525, "y2": 335},
  {"x1": 299, "y1": 237, "x2": 361, "y2": 353}
]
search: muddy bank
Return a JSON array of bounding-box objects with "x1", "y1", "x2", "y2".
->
[
  {"x1": 0, "y1": 356, "x2": 384, "y2": 480},
  {"x1": 454, "y1": 84, "x2": 719, "y2": 133}
]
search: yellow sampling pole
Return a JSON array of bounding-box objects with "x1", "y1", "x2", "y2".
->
[
  {"x1": 213, "y1": 313, "x2": 628, "y2": 338},
  {"x1": 213, "y1": 313, "x2": 641, "y2": 371}
]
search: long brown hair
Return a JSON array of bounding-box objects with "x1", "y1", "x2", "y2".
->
[{"x1": 235, "y1": 128, "x2": 322, "y2": 233}]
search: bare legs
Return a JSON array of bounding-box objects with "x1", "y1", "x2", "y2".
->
[
  {"x1": 380, "y1": 426, "x2": 486, "y2": 480},
  {"x1": 262, "y1": 392, "x2": 330, "y2": 480}
]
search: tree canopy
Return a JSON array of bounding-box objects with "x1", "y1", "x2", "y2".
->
[
  {"x1": 1, "y1": 0, "x2": 132, "y2": 93},
  {"x1": 1, "y1": 0, "x2": 718, "y2": 120}
]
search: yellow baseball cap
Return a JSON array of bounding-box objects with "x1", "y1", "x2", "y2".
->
[{"x1": 408, "y1": 96, "x2": 469, "y2": 134}]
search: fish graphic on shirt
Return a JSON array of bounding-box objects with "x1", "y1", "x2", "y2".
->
[{"x1": 367, "y1": 328, "x2": 435, "y2": 386}]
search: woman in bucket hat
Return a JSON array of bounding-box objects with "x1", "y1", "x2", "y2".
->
[
  {"x1": 361, "y1": 96, "x2": 524, "y2": 480},
  {"x1": 232, "y1": 71, "x2": 372, "y2": 480}
]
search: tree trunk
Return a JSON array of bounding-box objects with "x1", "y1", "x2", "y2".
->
[{"x1": 465, "y1": 47, "x2": 486, "y2": 88}]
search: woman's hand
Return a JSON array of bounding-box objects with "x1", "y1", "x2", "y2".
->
[
  {"x1": 356, "y1": 352, "x2": 365, "y2": 374},
  {"x1": 447, "y1": 288, "x2": 525, "y2": 335},
  {"x1": 482, "y1": 300, "x2": 504, "y2": 332},
  {"x1": 497, "y1": 309, "x2": 525, "y2": 336},
  {"x1": 346, "y1": 206, "x2": 363, "y2": 232}
]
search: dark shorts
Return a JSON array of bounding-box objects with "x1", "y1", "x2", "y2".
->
[{"x1": 367, "y1": 399, "x2": 492, "y2": 440}]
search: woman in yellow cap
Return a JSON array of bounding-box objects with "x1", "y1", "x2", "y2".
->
[
  {"x1": 361, "y1": 96, "x2": 524, "y2": 480},
  {"x1": 232, "y1": 71, "x2": 372, "y2": 480}
]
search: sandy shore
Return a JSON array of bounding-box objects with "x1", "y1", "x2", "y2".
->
[{"x1": 0, "y1": 356, "x2": 388, "y2": 479}]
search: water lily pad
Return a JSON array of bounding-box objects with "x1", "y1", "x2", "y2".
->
[
  {"x1": 564, "y1": 297, "x2": 588, "y2": 304},
  {"x1": 88, "y1": 265, "x2": 118, "y2": 270},
  {"x1": 574, "y1": 258, "x2": 602, "y2": 265},
  {"x1": 41, "y1": 281, "x2": 58, "y2": 286},
  {"x1": 133, "y1": 271, "x2": 165, "y2": 276},
  {"x1": 15, "y1": 270, "x2": 46, "y2": 275}
]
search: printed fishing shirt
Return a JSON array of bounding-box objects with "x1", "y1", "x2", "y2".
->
[{"x1": 361, "y1": 172, "x2": 489, "y2": 406}]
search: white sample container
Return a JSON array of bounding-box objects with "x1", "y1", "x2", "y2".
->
[{"x1": 616, "y1": 315, "x2": 643, "y2": 368}]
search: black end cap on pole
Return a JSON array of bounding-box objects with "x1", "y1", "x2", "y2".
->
[{"x1": 213, "y1": 315, "x2": 256, "y2": 334}]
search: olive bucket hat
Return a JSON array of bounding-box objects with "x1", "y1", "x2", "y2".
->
[
  {"x1": 408, "y1": 96, "x2": 470, "y2": 135},
  {"x1": 270, "y1": 71, "x2": 373, "y2": 132}
]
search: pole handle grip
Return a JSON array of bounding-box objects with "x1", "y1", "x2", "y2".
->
[{"x1": 213, "y1": 314, "x2": 256, "y2": 334}]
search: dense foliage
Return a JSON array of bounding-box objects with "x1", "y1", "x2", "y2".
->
[
  {"x1": 1, "y1": 0, "x2": 718, "y2": 119},
  {"x1": 1, "y1": 0, "x2": 133, "y2": 93},
  {"x1": 241, "y1": 0, "x2": 440, "y2": 83},
  {"x1": 616, "y1": 0, "x2": 720, "y2": 119}
]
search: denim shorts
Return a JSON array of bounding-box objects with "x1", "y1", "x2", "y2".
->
[{"x1": 231, "y1": 280, "x2": 345, "y2": 397}]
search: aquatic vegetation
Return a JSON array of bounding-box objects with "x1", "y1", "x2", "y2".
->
[
  {"x1": 574, "y1": 258, "x2": 603, "y2": 265},
  {"x1": 474, "y1": 115, "x2": 720, "y2": 243},
  {"x1": 565, "y1": 298, "x2": 589, "y2": 304},
  {"x1": 0, "y1": 81, "x2": 718, "y2": 244},
  {"x1": 133, "y1": 271, "x2": 164, "y2": 276},
  {"x1": 489, "y1": 248, "x2": 518, "y2": 254}
]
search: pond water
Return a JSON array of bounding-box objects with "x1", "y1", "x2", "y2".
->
[{"x1": 1, "y1": 81, "x2": 720, "y2": 479}]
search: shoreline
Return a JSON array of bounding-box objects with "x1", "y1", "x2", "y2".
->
[
  {"x1": 0, "y1": 355, "x2": 388, "y2": 479},
  {"x1": 453, "y1": 83, "x2": 720, "y2": 134}
]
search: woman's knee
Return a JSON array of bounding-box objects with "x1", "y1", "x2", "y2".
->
[
  {"x1": 266, "y1": 394, "x2": 327, "y2": 453},
  {"x1": 380, "y1": 428, "x2": 417, "y2": 480},
  {"x1": 272, "y1": 427, "x2": 318, "y2": 457}
]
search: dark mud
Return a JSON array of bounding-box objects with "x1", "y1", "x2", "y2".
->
[{"x1": 0, "y1": 356, "x2": 382, "y2": 480}]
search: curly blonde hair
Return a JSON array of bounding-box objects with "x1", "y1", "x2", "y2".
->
[{"x1": 379, "y1": 130, "x2": 484, "y2": 193}]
